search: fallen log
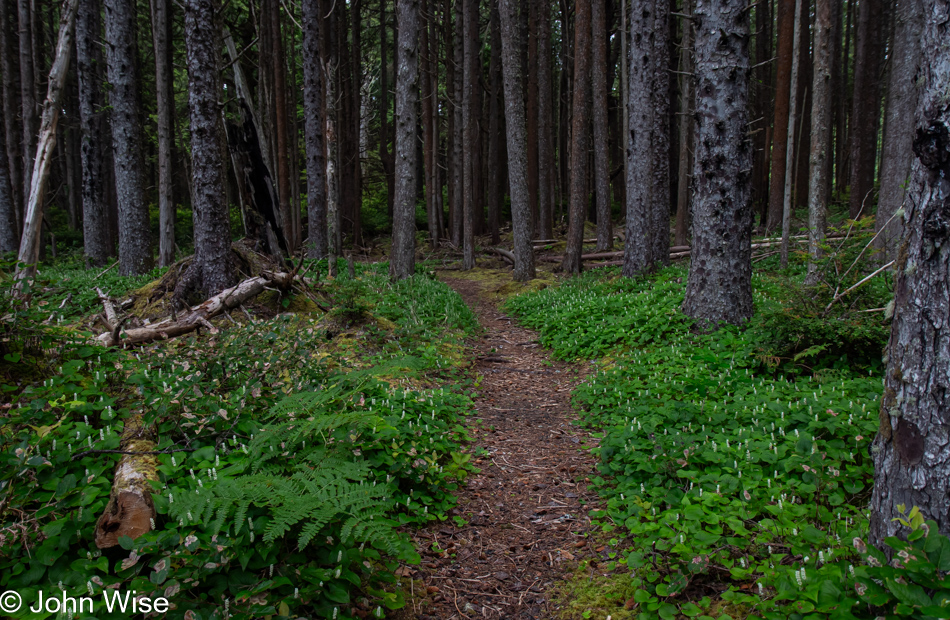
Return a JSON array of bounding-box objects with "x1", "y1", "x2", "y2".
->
[
  {"x1": 97, "y1": 270, "x2": 297, "y2": 346},
  {"x1": 486, "y1": 247, "x2": 516, "y2": 264},
  {"x1": 95, "y1": 414, "x2": 159, "y2": 549}
]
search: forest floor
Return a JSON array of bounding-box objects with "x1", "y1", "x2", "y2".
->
[{"x1": 398, "y1": 274, "x2": 603, "y2": 620}]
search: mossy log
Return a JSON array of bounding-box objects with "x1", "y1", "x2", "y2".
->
[
  {"x1": 94, "y1": 414, "x2": 159, "y2": 549},
  {"x1": 97, "y1": 270, "x2": 297, "y2": 346}
]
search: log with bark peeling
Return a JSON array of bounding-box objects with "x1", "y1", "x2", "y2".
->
[
  {"x1": 95, "y1": 414, "x2": 159, "y2": 548},
  {"x1": 97, "y1": 270, "x2": 297, "y2": 346}
]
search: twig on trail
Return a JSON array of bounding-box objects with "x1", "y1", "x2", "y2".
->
[
  {"x1": 519, "y1": 580, "x2": 539, "y2": 606},
  {"x1": 94, "y1": 261, "x2": 119, "y2": 279}
]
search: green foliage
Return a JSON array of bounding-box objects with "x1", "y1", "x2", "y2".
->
[
  {"x1": 0, "y1": 261, "x2": 475, "y2": 619},
  {"x1": 504, "y1": 264, "x2": 915, "y2": 620}
]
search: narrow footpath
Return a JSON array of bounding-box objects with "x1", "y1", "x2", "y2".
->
[{"x1": 401, "y1": 276, "x2": 602, "y2": 620}]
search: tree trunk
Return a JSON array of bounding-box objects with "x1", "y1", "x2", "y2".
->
[
  {"x1": 874, "y1": 0, "x2": 921, "y2": 262},
  {"x1": 179, "y1": 0, "x2": 235, "y2": 299},
  {"x1": 347, "y1": 0, "x2": 363, "y2": 248},
  {"x1": 1, "y1": 0, "x2": 22, "y2": 239},
  {"x1": 805, "y1": 0, "x2": 833, "y2": 283},
  {"x1": 77, "y1": 0, "x2": 111, "y2": 267},
  {"x1": 17, "y1": 0, "x2": 36, "y2": 215},
  {"x1": 390, "y1": 0, "x2": 419, "y2": 280},
  {"x1": 650, "y1": 0, "x2": 671, "y2": 268},
  {"x1": 421, "y1": 0, "x2": 437, "y2": 248},
  {"x1": 151, "y1": 0, "x2": 175, "y2": 267},
  {"x1": 779, "y1": 0, "x2": 802, "y2": 268},
  {"x1": 94, "y1": 414, "x2": 158, "y2": 548},
  {"x1": 673, "y1": 0, "x2": 692, "y2": 248},
  {"x1": 498, "y1": 0, "x2": 536, "y2": 281},
  {"x1": 765, "y1": 0, "x2": 794, "y2": 233},
  {"x1": 623, "y1": 0, "x2": 655, "y2": 276},
  {"x1": 536, "y1": 0, "x2": 554, "y2": 240},
  {"x1": 591, "y1": 0, "x2": 611, "y2": 251},
  {"x1": 14, "y1": 0, "x2": 78, "y2": 285},
  {"x1": 561, "y1": 0, "x2": 591, "y2": 274},
  {"x1": 681, "y1": 0, "x2": 753, "y2": 327},
  {"x1": 752, "y1": 0, "x2": 771, "y2": 225},
  {"x1": 378, "y1": 0, "x2": 395, "y2": 220},
  {"x1": 526, "y1": 0, "x2": 539, "y2": 236},
  {"x1": 450, "y1": 3, "x2": 463, "y2": 246},
  {"x1": 461, "y1": 0, "x2": 477, "y2": 269},
  {"x1": 0, "y1": 98, "x2": 14, "y2": 253},
  {"x1": 847, "y1": 0, "x2": 885, "y2": 219},
  {"x1": 870, "y1": 0, "x2": 950, "y2": 543},
  {"x1": 105, "y1": 0, "x2": 153, "y2": 275},
  {"x1": 303, "y1": 0, "x2": 328, "y2": 259},
  {"x1": 487, "y1": 2, "x2": 503, "y2": 246}
]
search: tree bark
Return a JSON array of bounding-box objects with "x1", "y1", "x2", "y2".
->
[
  {"x1": 779, "y1": 0, "x2": 802, "y2": 268},
  {"x1": 561, "y1": 0, "x2": 591, "y2": 274},
  {"x1": 487, "y1": 2, "x2": 504, "y2": 246},
  {"x1": 0, "y1": 0, "x2": 22, "y2": 240},
  {"x1": 461, "y1": 0, "x2": 477, "y2": 269},
  {"x1": 536, "y1": 0, "x2": 554, "y2": 240},
  {"x1": 17, "y1": 0, "x2": 36, "y2": 215},
  {"x1": 450, "y1": 2, "x2": 463, "y2": 246},
  {"x1": 179, "y1": 0, "x2": 235, "y2": 299},
  {"x1": 681, "y1": 0, "x2": 753, "y2": 327},
  {"x1": 0, "y1": 99, "x2": 14, "y2": 253},
  {"x1": 673, "y1": 0, "x2": 692, "y2": 248},
  {"x1": 847, "y1": 0, "x2": 885, "y2": 219},
  {"x1": 498, "y1": 0, "x2": 536, "y2": 281},
  {"x1": 303, "y1": 0, "x2": 328, "y2": 259},
  {"x1": 390, "y1": 0, "x2": 419, "y2": 280},
  {"x1": 77, "y1": 0, "x2": 111, "y2": 267},
  {"x1": 623, "y1": 0, "x2": 655, "y2": 276},
  {"x1": 13, "y1": 0, "x2": 79, "y2": 286},
  {"x1": 151, "y1": 0, "x2": 175, "y2": 267},
  {"x1": 105, "y1": 0, "x2": 153, "y2": 275},
  {"x1": 591, "y1": 0, "x2": 611, "y2": 251},
  {"x1": 805, "y1": 0, "x2": 833, "y2": 283},
  {"x1": 421, "y1": 0, "x2": 438, "y2": 248},
  {"x1": 649, "y1": 0, "x2": 671, "y2": 268},
  {"x1": 94, "y1": 414, "x2": 158, "y2": 548},
  {"x1": 870, "y1": 0, "x2": 950, "y2": 543},
  {"x1": 875, "y1": 0, "x2": 922, "y2": 262},
  {"x1": 751, "y1": 0, "x2": 771, "y2": 225},
  {"x1": 765, "y1": 0, "x2": 794, "y2": 233},
  {"x1": 379, "y1": 0, "x2": 395, "y2": 220}
]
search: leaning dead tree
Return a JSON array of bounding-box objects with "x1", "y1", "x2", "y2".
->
[{"x1": 14, "y1": 0, "x2": 80, "y2": 288}]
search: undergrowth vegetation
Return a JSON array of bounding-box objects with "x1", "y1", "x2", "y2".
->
[
  {"x1": 1, "y1": 259, "x2": 478, "y2": 619},
  {"x1": 506, "y1": 253, "x2": 949, "y2": 620}
]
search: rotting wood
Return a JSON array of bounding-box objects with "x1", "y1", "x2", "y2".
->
[
  {"x1": 94, "y1": 414, "x2": 159, "y2": 549},
  {"x1": 96, "y1": 271, "x2": 299, "y2": 346},
  {"x1": 486, "y1": 247, "x2": 515, "y2": 264}
]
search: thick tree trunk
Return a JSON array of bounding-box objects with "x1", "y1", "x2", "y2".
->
[
  {"x1": 847, "y1": 0, "x2": 885, "y2": 219},
  {"x1": 875, "y1": 0, "x2": 921, "y2": 262},
  {"x1": 179, "y1": 0, "x2": 235, "y2": 299},
  {"x1": 105, "y1": 0, "x2": 153, "y2": 275},
  {"x1": 526, "y1": 0, "x2": 539, "y2": 235},
  {"x1": 13, "y1": 0, "x2": 79, "y2": 286},
  {"x1": 752, "y1": 0, "x2": 771, "y2": 225},
  {"x1": 390, "y1": 0, "x2": 419, "y2": 280},
  {"x1": 681, "y1": 0, "x2": 753, "y2": 327},
  {"x1": 623, "y1": 0, "x2": 654, "y2": 276},
  {"x1": 498, "y1": 0, "x2": 535, "y2": 281},
  {"x1": 378, "y1": 0, "x2": 395, "y2": 220},
  {"x1": 805, "y1": 0, "x2": 833, "y2": 283},
  {"x1": 151, "y1": 0, "x2": 175, "y2": 267},
  {"x1": 77, "y1": 0, "x2": 111, "y2": 267},
  {"x1": 536, "y1": 0, "x2": 554, "y2": 240},
  {"x1": 461, "y1": 0, "x2": 477, "y2": 269},
  {"x1": 421, "y1": 0, "x2": 437, "y2": 248},
  {"x1": 765, "y1": 0, "x2": 794, "y2": 233},
  {"x1": 870, "y1": 0, "x2": 950, "y2": 543},
  {"x1": 591, "y1": 0, "x2": 611, "y2": 251},
  {"x1": 562, "y1": 0, "x2": 591, "y2": 274},
  {"x1": 0, "y1": 0, "x2": 22, "y2": 240},
  {"x1": 303, "y1": 0, "x2": 328, "y2": 259}
]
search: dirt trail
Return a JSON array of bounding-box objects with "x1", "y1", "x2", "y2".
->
[{"x1": 402, "y1": 276, "x2": 602, "y2": 620}]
